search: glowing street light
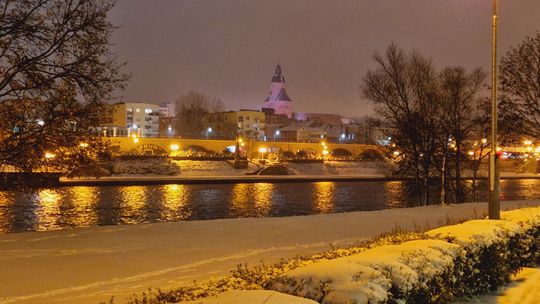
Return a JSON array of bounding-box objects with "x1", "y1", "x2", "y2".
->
[
  {"x1": 79, "y1": 142, "x2": 89, "y2": 148},
  {"x1": 274, "y1": 129, "x2": 280, "y2": 141},
  {"x1": 44, "y1": 152, "x2": 56, "y2": 159},
  {"x1": 170, "y1": 144, "x2": 179, "y2": 151},
  {"x1": 258, "y1": 147, "x2": 267, "y2": 153}
]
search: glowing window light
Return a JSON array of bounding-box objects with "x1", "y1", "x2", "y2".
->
[{"x1": 44, "y1": 152, "x2": 56, "y2": 159}]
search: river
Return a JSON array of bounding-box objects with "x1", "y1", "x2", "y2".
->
[{"x1": 1, "y1": 179, "x2": 540, "y2": 233}]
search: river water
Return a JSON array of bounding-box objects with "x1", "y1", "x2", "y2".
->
[{"x1": 1, "y1": 179, "x2": 540, "y2": 234}]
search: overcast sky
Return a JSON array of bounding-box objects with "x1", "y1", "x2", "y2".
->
[{"x1": 108, "y1": 0, "x2": 540, "y2": 117}]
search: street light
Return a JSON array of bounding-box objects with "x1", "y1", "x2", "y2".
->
[
  {"x1": 488, "y1": 0, "x2": 500, "y2": 219},
  {"x1": 206, "y1": 127, "x2": 212, "y2": 138},
  {"x1": 44, "y1": 152, "x2": 56, "y2": 159}
]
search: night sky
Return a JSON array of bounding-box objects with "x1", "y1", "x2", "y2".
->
[{"x1": 108, "y1": 0, "x2": 540, "y2": 117}]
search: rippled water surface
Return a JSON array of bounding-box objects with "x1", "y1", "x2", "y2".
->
[{"x1": 1, "y1": 179, "x2": 539, "y2": 233}]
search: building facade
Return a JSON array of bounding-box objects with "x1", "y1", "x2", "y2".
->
[
  {"x1": 159, "y1": 102, "x2": 176, "y2": 118},
  {"x1": 222, "y1": 109, "x2": 266, "y2": 140},
  {"x1": 101, "y1": 102, "x2": 160, "y2": 137}
]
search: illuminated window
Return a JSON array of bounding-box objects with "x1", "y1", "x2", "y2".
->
[{"x1": 145, "y1": 108, "x2": 152, "y2": 114}]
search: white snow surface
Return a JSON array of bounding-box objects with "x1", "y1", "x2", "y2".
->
[
  {"x1": 287, "y1": 161, "x2": 384, "y2": 176},
  {"x1": 184, "y1": 290, "x2": 318, "y2": 304},
  {"x1": 0, "y1": 200, "x2": 538, "y2": 304},
  {"x1": 426, "y1": 219, "x2": 522, "y2": 247},
  {"x1": 172, "y1": 160, "x2": 259, "y2": 176}
]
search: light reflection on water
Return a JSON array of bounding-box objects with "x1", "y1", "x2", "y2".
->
[
  {"x1": 36, "y1": 189, "x2": 62, "y2": 231},
  {"x1": 0, "y1": 179, "x2": 539, "y2": 234},
  {"x1": 161, "y1": 184, "x2": 191, "y2": 221},
  {"x1": 313, "y1": 182, "x2": 335, "y2": 213}
]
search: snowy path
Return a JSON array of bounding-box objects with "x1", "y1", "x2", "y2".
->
[{"x1": 0, "y1": 200, "x2": 538, "y2": 304}]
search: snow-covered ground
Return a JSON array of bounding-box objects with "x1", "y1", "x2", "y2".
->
[
  {"x1": 172, "y1": 160, "x2": 259, "y2": 176},
  {"x1": 118, "y1": 160, "x2": 386, "y2": 177},
  {"x1": 0, "y1": 200, "x2": 538, "y2": 304},
  {"x1": 287, "y1": 161, "x2": 384, "y2": 176},
  {"x1": 185, "y1": 290, "x2": 318, "y2": 304}
]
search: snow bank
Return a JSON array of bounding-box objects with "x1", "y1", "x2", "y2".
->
[
  {"x1": 287, "y1": 161, "x2": 383, "y2": 176},
  {"x1": 172, "y1": 160, "x2": 259, "y2": 176}
]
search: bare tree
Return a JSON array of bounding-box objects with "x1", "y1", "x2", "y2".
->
[
  {"x1": 0, "y1": 0, "x2": 128, "y2": 173},
  {"x1": 468, "y1": 98, "x2": 491, "y2": 202},
  {"x1": 175, "y1": 91, "x2": 223, "y2": 138},
  {"x1": 439, "y1": 67, "x2": 486, "y2": 203},
  {"x1": 362, "y1": 44, "x2": 444, "y2": 206},
  {"x1": 499, "y1": 32, "x2": 540, "y2": 140}
]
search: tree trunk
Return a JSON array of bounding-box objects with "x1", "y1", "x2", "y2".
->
[
  {"x1": 441, "y1": 143, "x2": 448, "y2": 205},
  {"x1": 456, "y1": 148, "x2": 463, "y2": 203}
]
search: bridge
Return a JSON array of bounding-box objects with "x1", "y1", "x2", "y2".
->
[{"x1": 107, "y1": 137, "x2": 381, "y2": 158}]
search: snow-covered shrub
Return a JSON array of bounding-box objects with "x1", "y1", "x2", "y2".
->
[
  {"x1": 273, "y1": 210, "x2": 540, "y2": 304},
  {"x1": 272, "y1": 240, "x2": 461, "y2": 304},
  {"x1": 501, "y1": 207, "x2": 540, "y2": 265},
  {"x1": 426, "y1": 219, "x2": 533, "y2": 297}
]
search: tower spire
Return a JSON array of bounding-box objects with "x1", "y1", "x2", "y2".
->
[{"x1": 272, "y1": 62, "x2": 285, "y2": 83}]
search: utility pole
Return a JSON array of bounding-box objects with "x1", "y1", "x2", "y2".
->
[{"x1": 488, "y1": 0, "x2": 500, "y2": 219}]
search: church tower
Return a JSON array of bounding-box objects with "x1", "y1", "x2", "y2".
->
[{"x1": 263, "y1": 64, "x2": 293, "y2": 118}]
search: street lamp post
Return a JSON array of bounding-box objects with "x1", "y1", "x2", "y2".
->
[{"x1": 488, "y1": 0, "x2": 500, "y2": 219}]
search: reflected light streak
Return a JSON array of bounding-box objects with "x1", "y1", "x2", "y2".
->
[
  {"x1": 70, "y1": 186, "x2": 98, "y2": 227},
  {"x1": 119, "y1": 186, "x2": 147, "y2": 224},
  {"x1": 161, "y1": 184, "x2": 190, "y2": 220},
  {"x1": 383, "y1": 181, "x2": 406, "y2": 208},
  {"x1": 231, "y1": 184, "x2": 250, "y2": 211},
  {"x1": 313, "y1": 182, "x2": 335, "y2": 213},
  {"x1": 37, "y1": 189, "x2": 62, "y2": 231},
  {"x1": 253, "y1": 183, "x2": 274, "y2": 216}
]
